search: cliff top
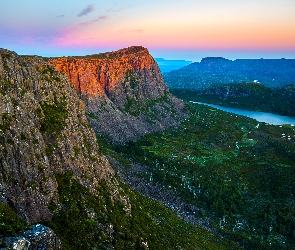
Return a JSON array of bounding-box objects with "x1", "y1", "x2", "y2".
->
[{"x1": 44, "y1": 46, "x2": 149, "y2": 61}]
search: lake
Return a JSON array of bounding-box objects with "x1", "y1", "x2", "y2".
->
[{"x1": 192, "y1": 102, "x2": 295, "y2": 126}]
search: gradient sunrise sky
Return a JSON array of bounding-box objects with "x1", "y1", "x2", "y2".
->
[{"x1": 1, "y1": 0, "x2": 295, "y2": 61}]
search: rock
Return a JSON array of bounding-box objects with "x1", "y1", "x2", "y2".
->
[
  {"x1": 22, "y1": 224, "x2": 61, "y2": 250},
  {"x1": 49, "y1": 46, "x2": 188, "y2": 143},
  {"x1": 0, "y1": 49, "x2": 128, "y2": 224},
  {"x1": 0, "y1": 224, "x2": 60, "y2": 250},
  {"x1": 0, "y1": 236, "x2": 30, "y2": 250}
]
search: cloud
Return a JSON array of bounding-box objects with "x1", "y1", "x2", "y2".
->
[
  {"x1": 79, "y1": 16, "x2": 108, "y2": 27},
  {"x1": 118, "y1": 29, "x2": 145, "y2": 34},
  {"x1": 49, "y1": 14, "x2": 65, "y2": 18},
  {"x1": 78, "y1": 5, "x2": 95, "y2": 17}
]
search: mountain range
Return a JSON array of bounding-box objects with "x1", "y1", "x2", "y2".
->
[{"x1": 164, "y1": 57, "x2": 295, "y2": 90}]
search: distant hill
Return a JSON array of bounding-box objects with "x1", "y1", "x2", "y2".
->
[
  {"x1": 164, "y1": 57, "x2": 295, "y2": 89},
  {"x1": 155, "y1": 58, "x2": 192, "y2": 73}
]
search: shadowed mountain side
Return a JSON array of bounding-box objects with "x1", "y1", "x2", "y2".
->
[{"x1": 0, "y1": 49, "x2": 127, "y2": 224}]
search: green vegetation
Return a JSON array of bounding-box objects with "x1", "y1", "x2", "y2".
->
[
  {"x1": 39, "y1": 65, "x2": 61, "y2": 82},
  {"x1": 46, "y1": 171, "x2": 238, "y2": 250},
  {"x1": 105, "y1": 102, "x2": 295, "y2": 249},
  {"x1": 121, "y1": 92, "x2": 171, "y2": 121},
  {"x1": 38, "y1": 95, "x2": 68, "y2": 135},
  {"x1": 171, "y1": 83, "x2": 295, "y2": 117},
  {"x1": 0, "y1": 202, "x2": 27, "y2": 236},
  {"x1": 0, "y1": 113, "x2": 13, "y2": 133}
]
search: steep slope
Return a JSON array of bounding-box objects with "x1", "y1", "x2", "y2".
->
[
  {"x1": 0, "y1": 48, "x2": 240, "y2": 249},
  {"x1": 49, "y1": 46, "x2": 187, "y2": 143},
  {"x1": 164, "y1": 57, "x2": 295, "y2": 90},
  {"x1": 0, "y1": 49, "x2": 126, "y2": 225}
]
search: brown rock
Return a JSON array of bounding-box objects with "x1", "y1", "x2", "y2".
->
[
  {"x1": 0, "y1": 49, "x2": 127, "y2": 224},
  {"x1": 49, "y1": 46, "x2": 188, "y2": 143}
]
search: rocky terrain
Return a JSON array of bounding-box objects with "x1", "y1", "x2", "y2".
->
[
  {"x1": 49, "y1": 46, "x2": 187, "y2": 143},
  {"x1": 0, "y1": 48, "x2": 237, "y2": 250},
  {"x1": 0, "y1": 49, "x2": 130, "y2": 245},
  {"x1": 164, "y1": 57, "x2": 295, "y2": 90}
]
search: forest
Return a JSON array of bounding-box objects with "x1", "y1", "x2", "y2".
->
[{"x1": 103, "y1": 102, "x2": 295, "y2": 249}]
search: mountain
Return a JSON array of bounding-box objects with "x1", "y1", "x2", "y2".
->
[
  {"x1": 164, "y1": 57, "x2": 295, "y2": 90},
  {"x1": 0, "y1": 48, "x2": 239, "y2": 249},
  {"x1": 48, "y1": 46, "x2": 187, "y2": 143},
  {"x1": 0, "y1": 48, "x2": 133, "y2": 248},
  {"x1": 155, "y1": 58, "x2": 192, "y2": 73},
  {"x1": 0, "y1": 48, "x2": 124, "y2": 223}
]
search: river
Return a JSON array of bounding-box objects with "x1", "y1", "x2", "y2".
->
[{"x1": 192, "y1": 102, "x2": 295, "y2": 125}]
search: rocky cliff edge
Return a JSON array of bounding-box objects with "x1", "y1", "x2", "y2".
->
[
  {"x1": 0, "y1": 49, "x2": 129, "y2": 225},
  {"x1": 49, "y1": 46, "x2": 187, "y2": 143}
]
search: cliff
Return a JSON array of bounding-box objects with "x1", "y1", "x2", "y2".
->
[
  {"x1": 49, "y1": 46, "x2": 187, "y2": 143},
  {"x1": 0, "y1": 49, "x2": 128, "y2": 225}
]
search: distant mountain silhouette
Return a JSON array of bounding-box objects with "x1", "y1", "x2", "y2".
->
[{"x1": 164, "y1": 57, "x2": 295, "y2": 89}]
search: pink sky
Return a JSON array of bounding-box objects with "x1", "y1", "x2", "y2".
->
[{"x1": 1, "y1": 0, "x2": 295, "y2": 61}]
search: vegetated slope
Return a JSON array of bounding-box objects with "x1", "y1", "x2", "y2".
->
[
  {"x1": 108, "y1": 102, "x2": 295, "y2": 249},
  {"x1": 0, "y1": 48, "x2": 130, "y2": 248},
  {"x1": 164, "y1": 57, "x2": 295, "y2": 90},
  {"x1": 0, "y1": 49, "x2": 122, "y2": 224},
  {"x1": 0, "y1": 49, "x2": 240, "y2": 249},
  {"x1": 49, "y1": 46, "x2": 187, "y2": 144},
  {"x1": 172, "y1": 83, "x2": 295, "y2": 117}
]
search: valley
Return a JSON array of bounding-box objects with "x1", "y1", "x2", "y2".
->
[
  {"x1": 1, "y1": 47, "x2": 295, "y2": 249},
  {"x1": 102, "y1": 102, "x2": 295, "y2": 249}
]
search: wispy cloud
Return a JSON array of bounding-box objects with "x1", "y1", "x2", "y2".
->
[
  {"x1": 55, "y1": 15, "x2": 108, "y2": 43},
  {"x1": 118, "y1": 29, "x2": 145, "y2": 34},
  {"x1": 107, "y1": 7, "x2": 126, "y2": 12},
  {"x1": 78, "y1": 5, "x2": 95, "y2": 17},
  {"x1": 79, "y1": 16, "x2": 108, "y2": 27},
  {"x1": 49, "y1": 14, "x2": 65, "y2": 18}
]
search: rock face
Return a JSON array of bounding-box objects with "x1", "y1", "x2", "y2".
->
[
  {"x1": 0, "y1": 49, "x2": 126, "y2": 224},
  {"x1": 1, "y1": 224, "x2": 61, "y2": 250},
  {"x1": 49, "y1": 46, "x2": 187, "y2": 143}
]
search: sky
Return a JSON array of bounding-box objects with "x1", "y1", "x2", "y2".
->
[{"x1": 0, "y1": 0, "x2": 295, "y2": 61}]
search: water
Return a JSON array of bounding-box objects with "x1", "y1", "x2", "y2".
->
[{"x1": 192, "y1": 102, "x2": 295, "y2": 125}]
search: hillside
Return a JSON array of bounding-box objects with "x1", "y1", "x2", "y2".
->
[
  {"x1": 172, "y1": 83, "x2": 295, "y2": 117},
  {"x1": 108, "y1": 102, "x2": 295, "y2": 249},
  {"x1": 164, "y1": 57, "x2": 295, "y2": 90},
  {"x1": 48, "y1": 46, "x2": 187, "y2": 143},
  {"x1": 0, "y1": 48, "x2": 240, "y2": 249}
]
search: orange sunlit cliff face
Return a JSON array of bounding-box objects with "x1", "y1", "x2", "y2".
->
[
  {"x1": 49, "y1": 46, "x2": 186, "y2": 143},
  {"x1": 49, "y1": 46, "x2": 156, "y2": 96}
]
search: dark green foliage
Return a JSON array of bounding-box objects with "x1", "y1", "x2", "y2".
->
[
  {"x1": 0, "y1": 202, "x2": 27, "y2": 236},
  {"x1": 164, "y1": 58, "x2": 295, "y2": 90},
  {"x1": 20, "y1": 132, "x2": 26, "y2": 140},
  {"x1": 46, "y1": 171, "x2": 238, "y2": 250},
  {"x1": 73, "y1": 146, "x2": 80, "y2": 156},
  {"x1": 39, "y1": 96, "x2": 68, "y2": 135},
  {"x1": 87, "y1": 112, "x2": 98, "y2": 119},
  {"x1": 45, "y1": 143, "x2": 58, "y2": 157},
  {"x1": 33, "y1": 138, "x2": 39, "y2": 144},
  {"x1": 111, "y1": 103, "x2": 295, "y2": 249},
  {"x1": 171, "y1": 83, "x2": 295, "y2": 117}
]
